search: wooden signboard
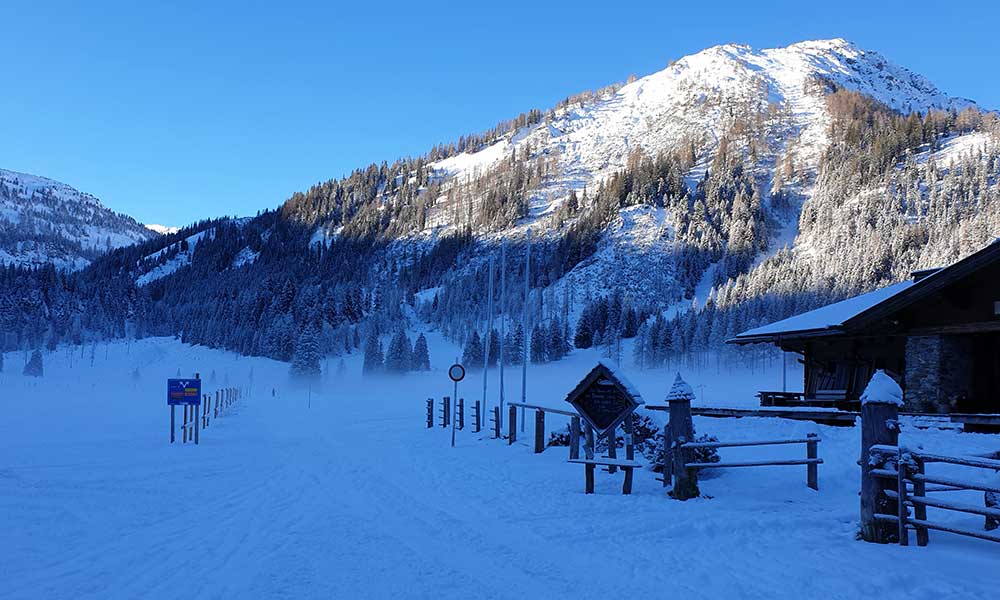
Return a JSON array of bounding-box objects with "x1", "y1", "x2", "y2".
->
[{"x1": 564, "y1": 362, "x2": 642, "y2": 435}]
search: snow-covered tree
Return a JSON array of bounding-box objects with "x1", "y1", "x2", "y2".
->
[
  {"x1": 362, "y1": 334, "x2": 384, "y2": 375},
  {"x1": 23, "y1": 350, "x2": 43, "y2": 377},
  {"x1": 385, "y1": 329, "x2": 413, "y2": 373},
  {"x1": 412, "y1": 333, "x2": 431, "y2": 371}
]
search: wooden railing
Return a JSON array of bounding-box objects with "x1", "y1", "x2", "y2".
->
[
  {"x1": 868, "y1": 445, "x2": 1000, "y2": 545},
  {"x1": 507, "y1": 402, "x2": 579, "y2": 455}
]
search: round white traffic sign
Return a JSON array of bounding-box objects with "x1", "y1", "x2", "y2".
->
[{"x1": 448, "y1": 363, "x2": 466, "y2": 382}]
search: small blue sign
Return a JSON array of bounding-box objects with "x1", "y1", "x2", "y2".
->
[{"x1": 167, "y1": 378, "x2": 202, "y2": 406}]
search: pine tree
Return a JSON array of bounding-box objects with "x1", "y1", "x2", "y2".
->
[
  {"x1": 487, "y1": 328, "x2": 500, "y2": 366},
  {"x1": 24, "y1": 349, "x2": 43, "y2": 377},
  {"x1": 412, "y1": 333, "x2": 431, "y2": 371},
  {"x1": 547, "y1": 317, "x2": 566, "y2": 360},
  {"x1": 574, "y1": 310, "x2": 594, "y2": 349},
  {"x1": 462, "y1": 330, "x2": 484, "y2": 367},
  {"x1": 506, "y1": 325, "x2": 524, "y2": 366},
  {"x1": 530, "y1": 325, "x2": 547, "y2": 363},
  {"x1": 385, "y1": 329, "x2": 412, "y2": 373},
  {"x1": 290, "y1": 324, "x2": 322, "y2": 377},
  {"x1": 362, "y1": 334, "x2": 384, "y2": 375}
]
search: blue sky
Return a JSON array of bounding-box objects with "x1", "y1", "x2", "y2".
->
[{"x1": 2, "y1": 0, "x2": 997, "y2": 227}]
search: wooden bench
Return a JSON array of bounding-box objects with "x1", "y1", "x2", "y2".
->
[{"x1": 568, "y1": 457, "x2": 642, "y2": 495}]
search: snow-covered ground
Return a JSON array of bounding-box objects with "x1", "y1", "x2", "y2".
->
[{"x1": 2, "y1": 337, "x2": 998, "y2": 599}]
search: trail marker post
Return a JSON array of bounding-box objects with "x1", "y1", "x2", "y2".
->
[{"x1": 448, "y1": 362, "x2": 466, "y2": 448}]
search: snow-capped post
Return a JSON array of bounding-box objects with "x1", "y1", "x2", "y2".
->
[
  {"x1": 667, "y1": 373, "x2": 698, "y2": 500},
  {"x1": 859, "y1": 370, "x2": 902, "y2": 544},
  {"x1": 569, "y1": 416, "x2": 581, "y2": 460}
]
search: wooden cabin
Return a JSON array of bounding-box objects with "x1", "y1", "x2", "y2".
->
[{"x1": 728, "y1": 240, "x2": 1000, "y2": 414}]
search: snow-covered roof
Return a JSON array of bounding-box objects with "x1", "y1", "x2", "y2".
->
[
  {"x1": 595, "y1": 360, "x2": 644, "y2": 404},
  {"x1": 732, "y1": 280, "x2": 915, "y2": 340}
]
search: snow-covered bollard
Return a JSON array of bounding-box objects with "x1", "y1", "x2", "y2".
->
[
  {"x1": 859, "y1": 370, "x2": 903, "y2": 544},
  {"x1": 666, "y1": 373, "x2": 699, "y2": 500}
]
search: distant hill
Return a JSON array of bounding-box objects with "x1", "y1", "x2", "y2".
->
[{"x1": 0, "y1": 168, "x2": 158, "y2": 270}]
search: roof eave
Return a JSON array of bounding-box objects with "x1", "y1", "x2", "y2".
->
[{"x1": 727, "y1": 327, "x2": 844, "y2": 345}]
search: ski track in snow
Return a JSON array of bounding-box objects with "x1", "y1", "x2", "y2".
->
[{"x1": 2, "y1": 337, "x2": 998, "y2": 599}]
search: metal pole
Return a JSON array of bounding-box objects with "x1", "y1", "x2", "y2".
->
[
  {"x1": 499, "y1": 239, "x2": 506, "y2": 423},
  {"x1": 483, "y1": 254, "x2": 493, "y2": 425},
  {"x1": 451, "y1": 364, "x2": 458, "y2": 448},
  {"x1": 521, "y1": 229, "x2": 530, "y2": 432},
  {"x1": 521, "y1": 229, "x2": 531, "y2": 427}
]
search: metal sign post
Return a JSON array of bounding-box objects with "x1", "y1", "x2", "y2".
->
[
  {"x1": 448, "y1": 361, "x2": 466, "y2": 448},
  {"x1": 168, "y1": 377, "x2": 202, "y2": 445}
]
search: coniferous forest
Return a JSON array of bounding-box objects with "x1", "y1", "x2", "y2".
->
[{"x1": 2, "y1": 75, "x2": 999, "y2": 378}]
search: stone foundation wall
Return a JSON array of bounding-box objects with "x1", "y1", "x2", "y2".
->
[{"x1": 904, "y1": 335, "x2": 973, "y2": 413}]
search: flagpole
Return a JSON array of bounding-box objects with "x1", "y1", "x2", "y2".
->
[
  {"x1": 483, "y1": 254, "x2": 494, "y2": 425},
  {"x1": 498, "y1": 238, "x2": 506, "y2": 425},
  {"x1": 521, "y1": 229, "x2": 530, "y2": 431}
]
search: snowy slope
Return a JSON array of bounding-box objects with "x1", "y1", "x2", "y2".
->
[
  {"x1": 3, "y1": 337, "x2": 999, "y2": 599},
  {"x1": 0, "y1": 168, "x2": 158, "y2": 270},
  {"x1": 410, "y1": 39, "x2": 978, "y2": 306},
  {"x1": 425, "y1": 39, "x2": 974, "y2": 236}
]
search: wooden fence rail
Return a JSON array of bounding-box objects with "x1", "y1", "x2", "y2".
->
[
  {"x1": 861, "y1": 398, "x2": 1000, "y2": 546},
  {"x1": 868, "y1": 444, "x2": 1000, "y2": 546},
  {"x1": 172, "y1": 385, "x2": 244, "y2": 445},
  {"x1": 664, "y1": 395, "x2": 822, "y2": 500},
  {"x1": 507, "y1": 402, "x2": 579, "y2": 455}
]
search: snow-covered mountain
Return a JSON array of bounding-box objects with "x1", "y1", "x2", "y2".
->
[
  {"x1": 40, "y1": 38, "x2": 998, "y2": 363},
  {"x1": 423, "y1": 38, "x2": 974, "y2": 233},
  {"x1": 399, "y1": 38, "x2": 986, "y2": 305},
  {"x1": 0, "y1": 168, "x2": 158, "y2": 270}
]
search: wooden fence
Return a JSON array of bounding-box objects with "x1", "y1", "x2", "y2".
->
[
  {"x1": 507, "y1": 402, "x2": 579, "y2": 455},
  {"x1": 173, "y1": 386, "x2": 244, "y2": 445},
  {"x1": 861, "y1": 399, "x2": 1000, "y2": 545},
  {"x1": 657, "y1": 395, "x2": 822, "y2": 500}
]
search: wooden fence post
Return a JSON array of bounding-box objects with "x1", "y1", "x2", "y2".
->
[
  {"x1": 457, "y1": 398, "x2": 464, "y2": 431},
  {"x1": 493, "y1": 407, "x2": 501, "y2": 439},
  {"x1": 441, "y1": 396, "x2": 450, "y2": 428},
  {"x1": 474, "y1": 400, "x2": 481, "y2": 433},
  {"x1": 426, "y1": 398, "x2": 433, "y2": 429},
  {"x1": 623, "y1": 413, "x2": 635, "y2": 494},
  {"x1": 170, "y1": 405, "x2": 175, "y2": 443},
  {"x1": 508, "y1": 405, "x2": 517, "y2": 445},
  {"x1": 897, "y1": 448, "x2": 909, "y2": 546},
  {"x1": 194, "y1": 401, "x2": 200, "y2": 445},
  {"x1": 569, "y1": 416, "x2": 581, "y2": 460},
  {"x1": 606, "y1": 425, "x2": 618, "y2": 474},
  {"x1": 534, "y1": 409, "x2": 545, "y2": 454},
  {"x1": 913, "y1": 456, "x2": 929, "y2": 546},
  {"x1": 806, "y1": 433, "x2": 818, "y2": 490},
  {"x1": 668, "y1": 395, "x2": 698, "y2": 500},
  {"x1": 860, "y1": 399, "x2": 899, "y2": 543},
  {"x1": 584, "y1": 425, "x2": 595, "y2": 460}
]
